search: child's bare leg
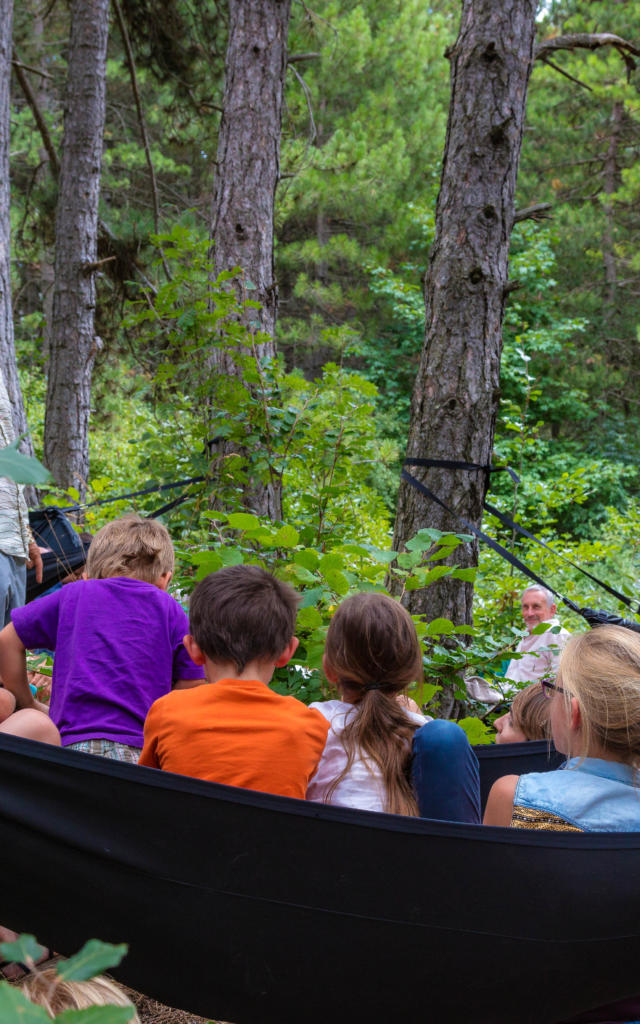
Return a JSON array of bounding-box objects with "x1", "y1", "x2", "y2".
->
[
  {"x1": 0, "y1": 708, "x2": 60, "y2": 745},
  {"x1": 0, "y1": 688, "x2": 16, "y2": 723}
]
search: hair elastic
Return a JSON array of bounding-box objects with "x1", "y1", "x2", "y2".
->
[{"x1": 364, "y1": 681, "x2": 385, "y2": 692}]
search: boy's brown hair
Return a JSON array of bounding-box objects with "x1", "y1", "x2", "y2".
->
[
  {"x1": 189, "y1": 564, "x2": 299, "y2": 672},
  {"x1": 85, "y1": 514, "x2": 174, "y2": 584},
  {"x1": 511, "y1": 682, "x2": 550, "y2": 741}
]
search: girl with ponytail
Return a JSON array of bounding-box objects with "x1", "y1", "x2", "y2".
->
[{"x1": 306, "y1": 592, "x2": 481, "y2": 822}]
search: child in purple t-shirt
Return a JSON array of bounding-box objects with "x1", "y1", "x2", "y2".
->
[{"x1": 0, "y1": 514, "x2": 205, "y2": 761}]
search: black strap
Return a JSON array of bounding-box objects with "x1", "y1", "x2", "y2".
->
[
  {"x1": 405, "y1": 457, "x2": 521, "y2": 485},
  {"x1": 401, "y1": 468, "x2": 581, "y2": 617},
  {"x1": 61, "y1": 475, "x2": 206, "y2": 513},
  {"x1": 146, "y1": 489, "x2": 194, "y2": 520},
  {"x1": 404, "y1": 457, "x2": 637, "y2": 617},
  {"x1": 484, "y1": 500, "x2": 639, "y2": 613}
]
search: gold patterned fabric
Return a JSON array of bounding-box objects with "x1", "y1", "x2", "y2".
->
[{"x1": 511, "y1": 805, "x2": 583, "y2": 832}]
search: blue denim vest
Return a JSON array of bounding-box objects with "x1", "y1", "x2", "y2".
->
[{"x1": 515, "y1": 757, "x2": 640, "y2": 832}]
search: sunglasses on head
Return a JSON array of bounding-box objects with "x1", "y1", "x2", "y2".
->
[{"x1": 541, "y1": 679, "x2": 568, "y2": 699}]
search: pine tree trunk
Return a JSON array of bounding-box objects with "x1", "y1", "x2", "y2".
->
[
  {"x1": 43, "y1": 0, "x2": 109, "y2": 496},
  {"x1": 392, "y1": 0, "x2": 537, "y2": 625},
  {"x1": 209, "y1": 0, "x2": 290, "y2": 521},
  {"x1": 0, "y1": 0, "x2": 32, "y2": 457}
]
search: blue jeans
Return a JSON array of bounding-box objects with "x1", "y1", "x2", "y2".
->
[
  {"x1": 411, "y1": 719, "x2": 481, "y2": 824},
  {"x1": 0, "y1": 552, "x2": 26, "y2": 627}
]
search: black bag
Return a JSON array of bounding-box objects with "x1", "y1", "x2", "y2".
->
[{"x1": 27, "y1": 507, "x2": 88, "y2": 602}]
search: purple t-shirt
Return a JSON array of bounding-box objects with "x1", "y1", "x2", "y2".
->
[{"x1": 11, "y1": 577, "x2": 204, "y2": 747}]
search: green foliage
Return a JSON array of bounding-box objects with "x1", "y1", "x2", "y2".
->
[
  {"x1": 0, "y1": 442, "x2": 51, "y2": 485},
  {"x1": 0, "y1": 938, "x2": 131, "y2": 1024}
]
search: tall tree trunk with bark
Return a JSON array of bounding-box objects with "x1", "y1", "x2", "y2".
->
[
  {"x1": 392, "y1": 0, "x2": 537, "y2": 625},
  {"x1": 209, "y1": 0, "x2": 290, "y2": 520},
  {"x1": 0, "y1": 0, "x2": 32, "y2": 456},
  {"x1": 43, "y1": 0, "x2": 109, "y2": 496}
]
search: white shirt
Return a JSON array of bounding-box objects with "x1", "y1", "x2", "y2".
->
[
  {"x1": 306, "y1": 699, "x2": 427, "y2": 813},
  {"x1": 504, "y1": 617, "x2": 570, "y2": 687}
]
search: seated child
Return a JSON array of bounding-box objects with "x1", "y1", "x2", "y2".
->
[
  {"x1": 484, "y1": 626, "x2": 640, "y2": 831},
  {"x1": 493, "y1": 682, "x2": 549, "y2": 744},
  {"x1": 306, "y1": 592, "x2": 481, "y2": 822},
  {"x1": 139, "y1": 564, "x2": 329, "y2": 798},
  {"x1": 0, "y1": 514, "x2": 204, "y2": 762},
  {"x1": 19, "y1": 966, "x2": 140, "y2": 1020},
  {"x1": 0, "y1": 679, "x2": 60, "y2": 745}
]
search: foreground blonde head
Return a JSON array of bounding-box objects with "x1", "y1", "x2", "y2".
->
[
  {"x1": 20, "y1": 968, "x2": 140, "y2": 1020},
  {"x1": 85, "y1": 514, "x2": 174, "y2": 584},
  {"x1": 557, "y1": 625, "x2": 640, "y2": 764}
]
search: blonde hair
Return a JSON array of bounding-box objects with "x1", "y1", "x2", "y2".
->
[
  {"x1": 85, "y1": 514, "x2": 174, "y2": 584},
  {"x1": 324, "y1": 592, "x2": 423, "y2": 817},
  {"x1": 557, "y1": 625, "x2": 640, "y2": 764},
  {"x1": 511, "y1": 683, "x2": 550, "y2": 741},
  {"x1": 20, "y1": 968, "x2": 140, "y2": 1020}
]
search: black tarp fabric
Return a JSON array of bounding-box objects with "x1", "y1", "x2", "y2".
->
[
  {"x1": 1, "y1": 735, "x2": 640, "y2": 1024},
  {"x1": 475, "y1": 737, "x2": 565, "y2": 810}
]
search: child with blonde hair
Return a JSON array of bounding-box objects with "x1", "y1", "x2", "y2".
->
[
  {"x1": 19, "y1": 967, "x2": 140, "y2": 1020},
  {"x1": 306, "y1": 592, "x2": 481, "y2": 822},
  {"x1": 485, "y1": 625, "x2": 640, "y2": 831},
  {"x1": 0, "y1": 514, "x2": 204, "y2": 761}
]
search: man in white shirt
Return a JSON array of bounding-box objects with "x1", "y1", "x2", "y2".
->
[
  {"x1": 504, "y1": 585, "x2": 570, "y2": 687},
  {"x1": 466, "y1": 585, "x2": 569, "y2": 706}
]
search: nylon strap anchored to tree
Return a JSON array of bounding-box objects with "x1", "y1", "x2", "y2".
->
[
  {"x1": 401, "y1": 463, "x2": 580, "y2": 616},
  {"x1": 403, "y1": 456, "x2": 640, "y2": 616}
]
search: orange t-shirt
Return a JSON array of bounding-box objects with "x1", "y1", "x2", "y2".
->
[{"x1": 139, "y1": 679, "x2": 329, "y2": 799}]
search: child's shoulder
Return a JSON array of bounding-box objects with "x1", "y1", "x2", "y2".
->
[{"x1": 308, "y1": 699, "x2": 351, "y2": 723}]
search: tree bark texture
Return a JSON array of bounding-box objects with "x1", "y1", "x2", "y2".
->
[
  {"x1": 0, "y1": 0, "x2": 32, "y2": 455},
  {"x1": 211, "y1": 0, "x2": 289, "y2": 346},
  {"x1": 209, "y1": 0, "x2": 290, "y2": 520},
  {"x1": 392, "y1": 0, "x2": 537, "y2": 625},
  {"x1": 43, "y1": 0, "x2": 109, "y2": 496}
]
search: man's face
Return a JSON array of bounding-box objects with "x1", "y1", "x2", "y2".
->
[{"x1": 521, "y1": 590, "x2": 555, "y2": 633}]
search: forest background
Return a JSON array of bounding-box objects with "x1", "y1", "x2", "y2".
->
[{"x1": 5, "y1": 0, "x2": 640, "y2": 730}]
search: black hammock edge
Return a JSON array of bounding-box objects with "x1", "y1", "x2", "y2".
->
[{"x1": 0, "y1": 734, "x2": 639, "y2": 1024}]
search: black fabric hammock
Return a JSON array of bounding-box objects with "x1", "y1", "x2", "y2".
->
[{"x1": 1, "y1": 735, "x2": 640, "y2": 1024}]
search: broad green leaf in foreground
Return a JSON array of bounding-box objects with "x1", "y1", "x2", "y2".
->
[
  {"x1": 57, "y1": 1006, "x2": 135, "y2": 1023},
  {"x1": 0, "y1": 983, "x2": 51, "y2": 1023},
  {"x1": 57, "y1": 940, "x2": 128, "y2": 982},
  {"x1": 0, "y1": 442, "x2": 51, "y2": 485},
  {"x1": 0, "y1": 934, "x2": 46, "y2": 966}
]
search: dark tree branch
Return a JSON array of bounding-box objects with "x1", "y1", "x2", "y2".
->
[
  {"x1": 288, "y1": 52, "x2": 321, "y2": 63},
  {"x1": 82, "y1": 255, "x2": 117, "y2": 275},
  {"x1": 288, "y1": 63, "x2": 316, "y2": 145},
  {"x1": 11, "y1": 58, "x2": 52, "y2": 80},
  {"x1": 12, "y1": 47, "x2": 60, "y2": 175},
  {"x1": 111, "y1": 0, "x2": 172, "y2": 280},
  {"x1": 539, "y1": 57, "x2": 593, "y2": 91},
  {"x1": 513, "y1": 201, "x2": 553, "y2": 223},
  {"x1": 535, "y1": 32, "x2": 640, "y2": 62}
]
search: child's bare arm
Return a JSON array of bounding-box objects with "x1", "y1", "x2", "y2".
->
[
  {"x1": 0, "y1": 624, "x2": 36, "y2": 711},
  {"x1": 173, "y1": 677, "x2": 205, "y2": 690}
]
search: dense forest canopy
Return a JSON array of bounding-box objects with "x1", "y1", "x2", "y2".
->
[{"x1": 3, "y1": 0, "x2": 640, "y2": 714}]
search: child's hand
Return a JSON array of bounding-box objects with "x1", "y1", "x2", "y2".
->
[
  {"x1": 33, "y1": 699, "x2": 50, "y2": 716},
  {"x1": 27, "y1": 541, "x2": 44, "y2": 584}
]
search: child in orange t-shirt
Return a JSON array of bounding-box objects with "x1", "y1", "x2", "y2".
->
[{"x1": 139, "y1": 565, "x2": 329, "y2": 799}]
